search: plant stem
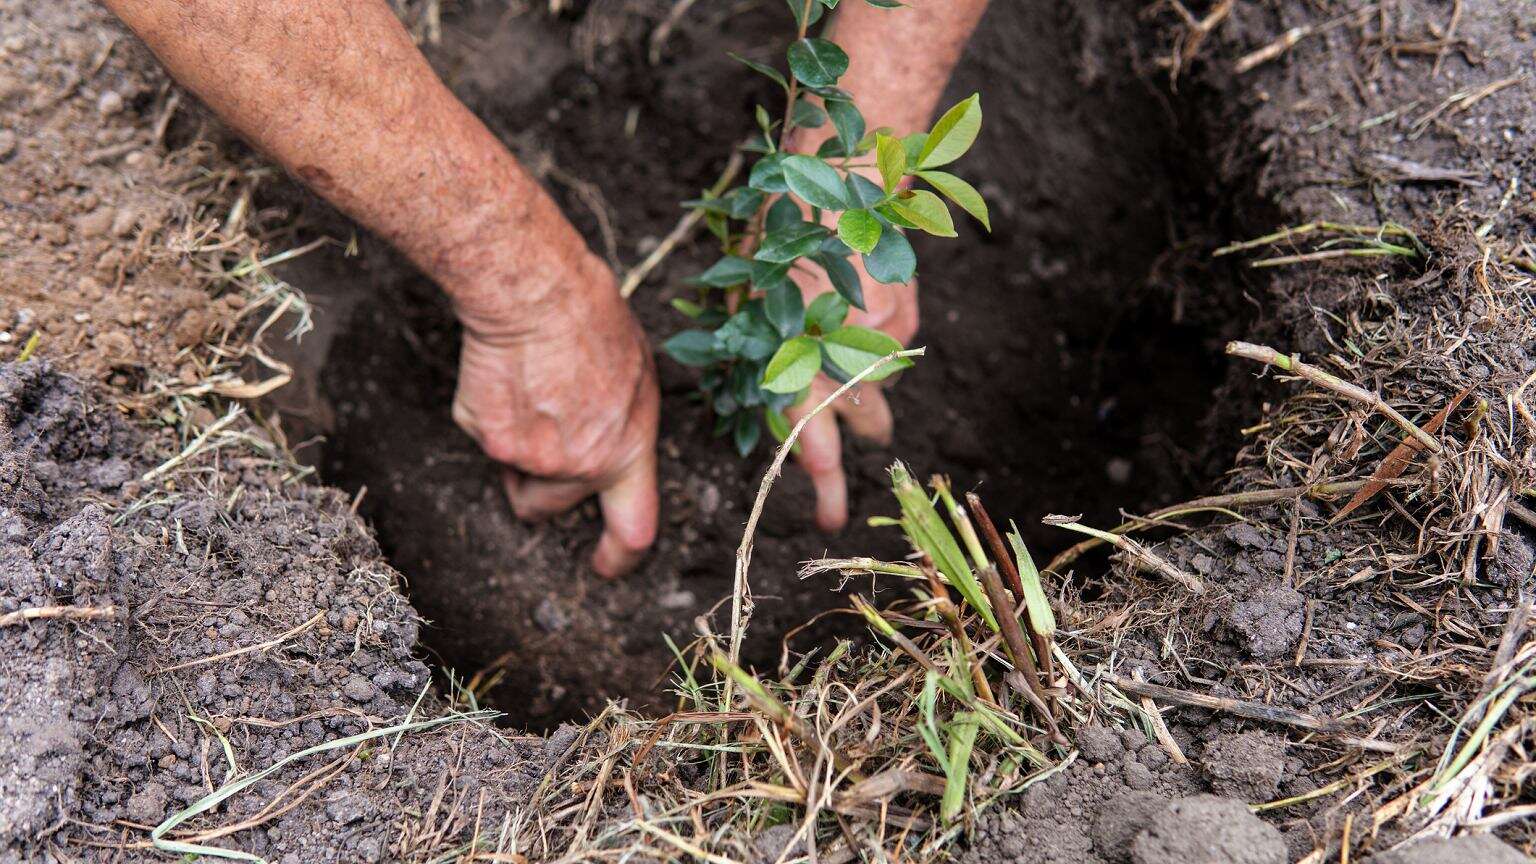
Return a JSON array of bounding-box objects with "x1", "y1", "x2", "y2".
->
[
  {"x1": 966, "y1": 494, "x2": 1054, "y2": 689},
  {"x1": 1226, "y1": 340, "x2": 1442, "y2": 453},
  {"x1": 1043, "y1": 516, "x2": 1206, "y2": 594}
]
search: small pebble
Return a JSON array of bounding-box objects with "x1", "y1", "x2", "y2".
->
[{"x1": 97, "y1": 90, "x2": 124, "y2": 116}]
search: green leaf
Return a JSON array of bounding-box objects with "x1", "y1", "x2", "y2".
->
[
  {"x1": 751, "y1": 259, "x2": 792, "y2": 290},
  {"x1": 786, "y1": 38, "x2": 848, "y2": 88},
  {"x1": 822, "y1": 325, "x2": 911, "y2": 380},
  {"x1": 754, "y1": 104, "x2": 774, "y2": 139},
  {"x1": 749, "y1": 153, "x2": 788, "y2": 193},
  {"x1": 791, "y1": 98, "x2": 827, "y2": 129},
  {"x1": 888, "y1": 189, "x2": 956, "y2": 237},
  {"x1": 916, "y1": 170, "x2": 990, "y2": 231},
  {"x1": 862, "y1": 226, "x2": 915, "y2": 284},
  {"x1": 764, "y1": 280, "x2": 806, "y2": 337},
  {"x1": 805, "y1": 292, "x2": 849, "y2": 332},
  {"x1": 918, "y1": 94, "x2": 981, "y2": 168},
  {"x1": 765, "y1": 407, "x2": 792, "y2": 443},
  {"x1": 765, "y1": 195, "x2": 802, "y2": 231},
  {"x1": 876, "y1": 133, "x2": 907, "y2": 192},
  {"x1": 671, "y1": 297, "x2": 705, "y2": 318},
  {"x1": 864, "y1": 0, "x2": 904, "y2": 6},
  {"x1": 729, "y1": 52, "x2": 788, "y2": 90},
  {"x1": 716, "y1": 309, "x2": 779, "y2": 361},
  {"x1": 734, "y1": 412, "x2": 762, "y2": 457},
  {"x1": 900, "y1": 133, "x2": 928, "y2": 167},
  {"x1": 813, "y1": 251, "x2": 864, "y2": 309},
  {"x1": 874, "y1": 202, "x2": 919, "y2": 229},
  {"x1": 837, "y1": 209, "x2": 882, "y2": 254},
  {"x1": 825, "y1": 99, "x2": 865, "y2": 155},
  {"x1": 762, "y1": 336, "x2": 822, "y2": 394},
  {"x1": 754, "y1": 222, "x2": 829, "y2": 263},
  {"x1": 662, "y1": 330, "x2": 719, "y2": 367},
  {"x1": 781, "y1": 155, "x2": 848, "y2": 211},
  {"x1": 845, "y1": 173, "x2": 885, "y2": 209},
  {"x1": 693, "y1": 255, "x2": 753, "y2": 287},
  {"x1": 787, "y1": 0, "x2": 826, "y2": 26},
  {"x1": 723, "y1": 187, "x2": 766, "y2": 219}
]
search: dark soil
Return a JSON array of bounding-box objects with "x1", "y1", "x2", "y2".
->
[
  {"x1": 274, "y1": 0, "x2": 1257, "y2": 732},
  {"x1": 0, "y1": 361, "x2": 542, "y2": 862}
]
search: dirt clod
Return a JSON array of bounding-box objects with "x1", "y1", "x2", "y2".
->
[
  {"x1": 1200, "y1": 731, "x2": 1287, "y2": 802},
  {"x1": 1131, "y1": 795, "x2": 1286, "y2": 864}
]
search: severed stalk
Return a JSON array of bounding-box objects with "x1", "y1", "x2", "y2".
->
[
  {"x1": 1043, "y1": 516, "x2": 1205, "y2": 594},
  {"x1": 919, "y1": 558, "x2": 996, "y2": 704},
  {"x1": 977, "y1": 564, "x2": 1064, "y2": 744},
  {"x1": 967, "y1": 494, "x2": 1055, "y2": 688},
  {"x1": 1226, "y1": 341, "x2": 1441, "y2": 453}
]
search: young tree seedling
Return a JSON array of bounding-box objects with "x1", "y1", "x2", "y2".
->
[{"x1": 661, "y1": 0, "x2": 991, "y2": 455}]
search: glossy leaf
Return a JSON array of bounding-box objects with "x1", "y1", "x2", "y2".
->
[
  {"x1": 663, "y1": 330, "x2": 720, "y2": 367},
  {"x1": 716, "y1": 310, "x2": 779, "y2": 361},
  {"x1": 723, "y1": 187, "x2": 766, "y2": 219},
  {"x1": 813, "y1": 251, "x2": 865, "y2": 309},
  {"x1": 749, "y1": 153, "x2": 788, "y2": 193},
  {"x1": 876, "y1": 133, "x2": 906, "y2": 192},
  {"x1": 729, "y1": 52, "x2": 788, "y2": 90},
  {"x1": 862, "y1": 226, "x2": 915, "y2": 284},
  {"x1": 693, "y1": 255, "x2": 753, "y2": 288},
  {"x1": 734, "y1": 412, "x2": 762, "y2": 456},
  {"x1": 787, "y1": 0, "x2": 826, "y2": 27},
  {"x1": 765, "y1": 195, "x2": 802, "y2": 232},
  {"x1": 751, "y1": 259, "x2": 792, "y2": 290},
  {"x1": 791, "y1": 97, "x2": 827, "y2": 129},
  {"x1": 889, "y1": 189, "x2": 956, "y2": 237},
  {"x1": 765, "y1": 407, "x2": 792, "y2": 443},
  {"x1": 786, "y1": 38, "x2": 848, "y2": 88},
  {"x1": 837, "y1": 209, "x2": 882, "y2": 254},
  {"x1": 764, "y1": 280, "x2": 806, "y2": 337},
  {"x1": 825, "y1": 99, "x2": 865, "y2": 155},
  {"x1": 917, "y1": 170, "x2": 990, "y2": 230},
  {"x1": 822, "y1": 325, "x2": 911, "y2": 381},
  {"x1": 845, "y1": 173, "x2": 886, "y2": 209},
  {"x1": 782, "y1": 155, "x2": 848, "y2": 210},
  {"x1": 805, "y1": 292, "x2": 849, "y2": 332},
  {"x1": 762, "y1": 336, "x2": 823, "y2": 394},
  {"x1": 918, "y1": 94, "x2": 981, "y2": 168},
  {"x1": 754, "y1": 222, "x2": 829, "y2": 263}
]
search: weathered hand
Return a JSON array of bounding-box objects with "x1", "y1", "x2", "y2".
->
[
  {"x1": 450, "y1": 251, "x2": 659, "y2": 577},
  {"x1": 785, "y1": 259, "x2": 918, "y2": 532}
]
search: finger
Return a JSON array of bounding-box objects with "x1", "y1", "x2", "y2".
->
[
  {"x1": 593, "y1": 447, "x2": 658, "y2": 578},
  {"x1": 834, "y1": 384, "x2": 894, "y2": 446},
  {"x1": 507, "y1": 474, "x2": 595, "y2": 523},
  {"x1": 786, "y1": 390, "x2": 848, "y2": 533}
]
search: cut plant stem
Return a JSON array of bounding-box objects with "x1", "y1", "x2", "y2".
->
[
  {"x1": 919, "y1": 559, "x2": 996, "y2": 705},
  {"x1": 976, "y1": 564, "x2": 1063, "y2": 743},
  {"x1": 1044, "y1": 479, "x2": 1382, "y2": 574},
  {"x1": 1226, "y1": 341, "x2": 1442, "y2": 453},
  {"x1": 1107, "y1": 674, "x2": 1402, "y2": 753},
  {"x1": 1042, "y1": 516, "x2": 1205, "y2": 594},
  {"x1": 890, "y1": 462, "x2": 996, "y2": 632},
  {"x1": 967, "y1": 494, "x2": 1055, "y2": 687}
]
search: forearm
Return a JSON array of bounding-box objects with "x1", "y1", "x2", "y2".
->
[
  {"x1": 810, "y1": 0, "x2": 989, "y2": 146},
  {"x1": 103, "y1": 0, "x2": 588, "y2": 330}
]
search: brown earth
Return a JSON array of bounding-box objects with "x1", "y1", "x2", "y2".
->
[{"x1": 3, "y1": 0, "x2": 1536, "y2": 861}]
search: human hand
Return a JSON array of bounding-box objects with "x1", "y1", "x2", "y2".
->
[
  {"x1": 785, "y1": 258, "x2": 918, "y2": 532},
  {"x1": 450, "y1": 250, "x2": 659, "y2": 577}
]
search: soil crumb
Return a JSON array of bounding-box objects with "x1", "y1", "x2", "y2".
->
[{"x1": 1363, "y1": 834, "x2": 1530, "y2": 864}]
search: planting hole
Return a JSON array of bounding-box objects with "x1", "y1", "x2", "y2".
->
[{"x1": 269, "y1": 0, "x2": 1256, "y2": 731}]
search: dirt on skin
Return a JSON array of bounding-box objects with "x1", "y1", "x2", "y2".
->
[{"x1": 276, "y1": 0, "x2": 1256, "y2": 732}]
